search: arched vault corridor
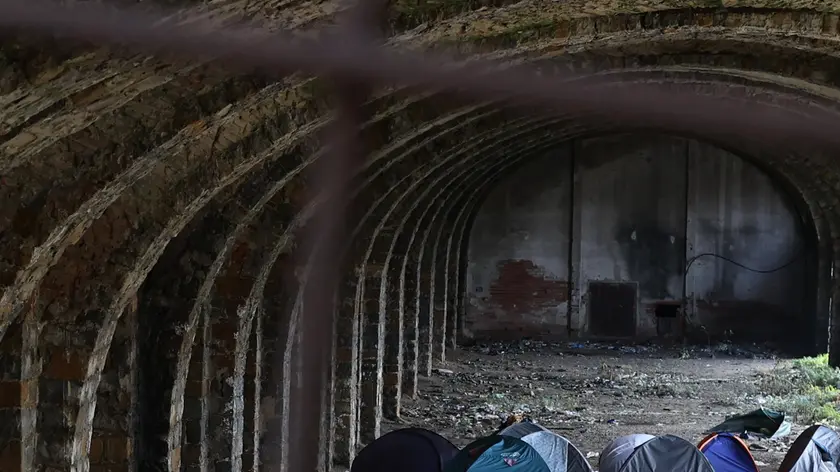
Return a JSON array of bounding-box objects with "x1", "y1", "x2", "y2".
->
[
  {"x1": 3, "y1": 3, "x2": 840, "y2": 472},
  {"x1": 466, "y1": 133, "x2": 819, "y2": 348}
]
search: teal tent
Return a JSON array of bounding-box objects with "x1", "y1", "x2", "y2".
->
[{"x1": 445, "y1": 422, "x2": 593, "y2": 472}]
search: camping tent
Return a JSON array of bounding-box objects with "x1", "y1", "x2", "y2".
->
[
  {"x1": 350, "y1": 427, "x2": 459, "y2": 472},
  {"x1": 445, "y1": 422, "x2": 593, "y2": 472},
  {"x1": 778, "y1": 425, "x2": 840, "y2": 472},
  {"x1": 697, "y1": 432, "x2": 759, "y2": 472},
  {"x1": 706, "y1": 408, "x2": 791, "y2": 439},
  {"x1": 599, "y1": 434, "x2": 714, "y2": 472},
  {"x1": 599, "y1": 435, "x2": 655, "y2": 472}
]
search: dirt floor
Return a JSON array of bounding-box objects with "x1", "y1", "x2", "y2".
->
[{"x1": 384, "y1": 340, "x2": 808, "y2": 471}]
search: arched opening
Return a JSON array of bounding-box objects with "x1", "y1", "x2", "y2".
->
[{"x1": 465, "y1": 133, "x2": 819, "y2": 353}]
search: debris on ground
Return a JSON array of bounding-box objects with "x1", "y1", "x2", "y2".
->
[{"x1": 383, "y1": 341, "x2": 835, "y2": 471}]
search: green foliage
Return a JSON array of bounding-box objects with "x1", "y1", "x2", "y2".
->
[
  {"x1": 791, "y1": 354, "x2": 840, "y2": 388},
  {"x1": 761, "y1": 354, "x2": 840, "y2": 425}
]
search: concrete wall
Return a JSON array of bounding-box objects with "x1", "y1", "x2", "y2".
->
[
  {"x1": 465, "y1": 134, "x2": 810, "y2": 343},
  {"x1": 686, "y1": 140, "x2": 807, "y2": 343},
  {"x1": 466, "y1": 149, "x2": 573, "y2": 338},
  {"x1": 575, "y1": 135, "x2": 687, "y2": 339}
]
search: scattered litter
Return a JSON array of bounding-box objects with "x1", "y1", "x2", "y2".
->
[{"x1": 387, "y1": 340, "x2": 790, "y2": 470}]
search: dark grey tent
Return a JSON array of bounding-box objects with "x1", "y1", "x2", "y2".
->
[
  {"x1": 599, "y1": 435, "x2": 656, "y2": 472},
  {"x1": 599, "y1": 434, "x2": 714, "y2": 472},
  {"x1": 351, "y1": 427, "x2": 459, "y2": 472},
  {"x1": 778, "y1": 425, "x2": 840, "y2": 472}
]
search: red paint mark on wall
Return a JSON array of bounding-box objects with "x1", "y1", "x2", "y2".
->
[{"x1": 488, "y1": 259, "x2": 569, "y2": 314}]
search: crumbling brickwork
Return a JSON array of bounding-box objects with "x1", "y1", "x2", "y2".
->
[{"x1": 3, "y1": 1, "x2": 840, "y2": 471}]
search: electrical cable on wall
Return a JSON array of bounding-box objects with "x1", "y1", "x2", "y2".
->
[
  {"x1": 682, "y1": 249, "x2": 804, "y2": 331},
  {"x1": 683, "y1": 250, "x2": 804, "y2": 276}
]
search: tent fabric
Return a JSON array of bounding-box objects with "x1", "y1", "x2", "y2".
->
[
  {"x1": 448, "y1": 425, "x2": 593, "y2": 472},
  {"x1": 812, "y1": 425, "x2": 840, "y2": 468},
  {"x1": 446, "y1": 436, "x2": 552, "y2": 472},
  {"x1": 600, "y1": 434, "x2": 713, "y2": 472},
  {"x1": 599, "y1": 435, "x2": 656, "y2": 472},
  {"x1": 521, "y1": 431, "x2": 568, "y2": 470},
  {"x1": 697, "y1": 433, "x2": 759, "y2": 472},
  {"x1": 620, "y1": 435, "x2": 714, "y2": 472},
  {"x1": 500, "y1": 422, "x2": 548, "y2": 439},
  {"x1": 446, "y1": 435, "x2": 505, "y2": 472},
  {"x1": 705, "y1": 408, "x2": 791, "y2": 439},
  {"x1": 520, "y1": 431, "x2": 592, "y2": 472},
  {"x1": 780, "y1": 442, "x2": 837, "y2": 472},
  {"x1": 779, "y1": 425, "x2": 840, "y2": 472},
  {"x1": 469, "y1": 436, "x2": 551, "y2": 472},
  {"x1": 350, "y1": 427, "x2": 459, "y2": 472}
]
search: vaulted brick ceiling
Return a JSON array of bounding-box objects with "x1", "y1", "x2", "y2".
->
[{"x1": 1, "y1": 1, "x2": 840, "y2": 471}]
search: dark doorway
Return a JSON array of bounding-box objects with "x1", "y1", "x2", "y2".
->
[
  {"x1": 588, "y1": 282, "x2": 636, "y2": 337},
  {"x1": 655, "y1": 302, "x2": 680, "y2": 337}
]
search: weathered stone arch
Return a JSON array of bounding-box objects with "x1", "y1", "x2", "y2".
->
[{"x1": 5, "y1": 2, "x2": 840, "y2": 471}]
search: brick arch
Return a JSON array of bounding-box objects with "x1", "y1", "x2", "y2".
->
[
  {"x1": 3, "y1": 8, "x2": 840, "y2": 342},
  {"x1": 5, "y1": 28, "x2": 840, "y2": 345},
  {"x1": 342, "y1": 95, "x2": 840, "y2": 458},
  {"x1": 4, "y1": 7, "x2": 840, "y2": 472},
  {"x1": 4, "y1": 10, "x2": 840, "y2": 328},
  {"x1": 23, "y1": 75, "x2": 836, "y2": 472},
  {"x1": 260, "y1": 86, "x2": 836, "y2": 472},
  {"x1": 284, "y1": 77, "x2": 840, "y2": 468}
]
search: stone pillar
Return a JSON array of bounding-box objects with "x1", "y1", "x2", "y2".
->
[
  {"x1": 400, "y1": 254, "x2": 420, "y2": 399},
  {"x1": 20, "y1": 304, "x2": 41, "y2": 472},
  {"x1": 322, "y1": 299, "x2": 337, "y2": 472},
  {"x1": 39, "y1": 319, "x2": 91, "y2": 470},
  {"x1": 456, "y1": 225, "x2": 471, "y2": 344},
  {"x1": 814, "y1": 233, "x2": 832, "y2": 354},
  {"x1": 829, "y1": 270, "x2": 840, "y2": 367},
  {"x1": 382, "y1": 253, "x2": 404, "y2": 420},
  {"x1": 89, "y1": 297, "x2": 138, "y2": 472},
  {"x1": 447, "y1": 198, "x2": 476, "y2": 349},
  {"x1": 445, "y1": 229, "x2": 460, "y2": 351},
  {"x1": 431, "y1": 229, "x2": 448, "y2": 364},
  {"x1": 358, "y1": 279, "x2": 383, "y2": 445},
  {"x1": 260, "y1": 297, "x2": 285, "y2": 472},
  {"x1": 208, "y1": 301, "x2": 238, "y2": 472},
  {"x1": 241, "y1": 306, "x2": 261, "y2": 472},
  {"x1": 416, "y1": 269, "x2": 433, "y2": 377},
  {"x1": 178, "y1": 303, "x2": 210, "y2": 472},
  {"x1": 0, "y1": 298, "x2": 40, "y2": 472},
  {"x1": 332, "y1": 287, "x2": 360, "y2": 467}
]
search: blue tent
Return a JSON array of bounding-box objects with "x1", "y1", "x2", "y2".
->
[{"x1": 697, "y1": 433, "x2": 759, "y2": 472}]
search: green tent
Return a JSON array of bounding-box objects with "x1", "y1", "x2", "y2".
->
[{"x1": 705, "y1": 408, "x2": 791, "y2": 439}]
